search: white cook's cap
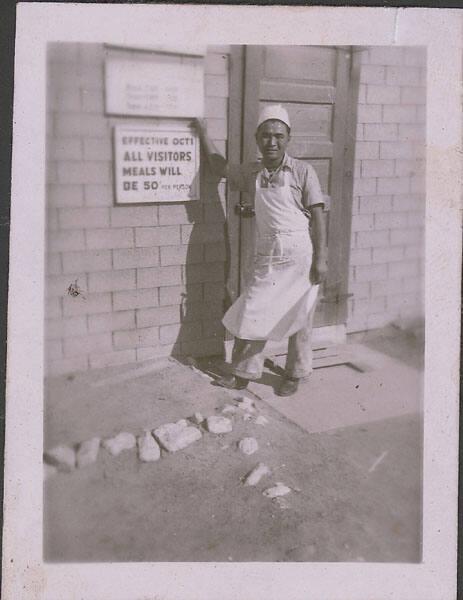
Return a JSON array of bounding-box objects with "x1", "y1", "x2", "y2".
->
[{"x1": 256, "y1": 104, "x2": 291, "y2": 131}]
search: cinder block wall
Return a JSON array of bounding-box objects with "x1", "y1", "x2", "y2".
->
[
  {"x1": 347, "y1": 46, "x2": 426, "y2": 333},
  {"x1": 45, "y1": 43, "x2": 230, "y2": 375}
]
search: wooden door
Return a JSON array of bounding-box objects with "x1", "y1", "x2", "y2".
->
[{"x1": 227, "y1": 45, "x2": 358, "y2": 338}]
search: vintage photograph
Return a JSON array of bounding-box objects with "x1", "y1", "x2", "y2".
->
[{"x1": 42, "y1": 41, "x2": 426, "y2": 563}]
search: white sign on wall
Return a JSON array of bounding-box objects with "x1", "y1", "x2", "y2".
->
[
  {"x1": 114, "y1": 125, "x2": 200, "y2": 204},
  {"x1": 105, "y1": 53, "x2": 204, "y2": 118}
]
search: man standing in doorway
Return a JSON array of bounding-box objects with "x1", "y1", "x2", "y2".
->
[{"x1": 197, "y1": 105, "x2": 327, "y2": 396}]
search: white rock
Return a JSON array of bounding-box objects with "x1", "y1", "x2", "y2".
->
[
  {"x1": 255, "y1": 415, "x2": 269, "y2": 426},
  {"x1": 44, "y1": 445, "x2": 76, "y2": 472},
  {"x1": 222, "y1": 404, "x2": 238, "y2": 414},
  {"x1": 191, "y1": 412, "x2": 204, "y2": 425},
  {"x1": 236, "y1": 397, "x2": 256, "y2": 413},
  {"x1": 153, "y1": 420, "x2": 202, "y2": 452},
  {"x1": 137, "y1": 431, "x2": 161, "y2": 462},
  {"x1": 244, "y1": 462, "x2": 270, "y2": 486},
  {"x1": 238, "y1": 437, "x2": 259, "y2": 455},
  {"x1": 263, "y1": 482, "x2": 292, "y2": 498},
  {"x1": 44, "y1": 463, "x2": 58, "y2": 480},
  {"x1": 76, "y1": 437, "x2": 100, "y2": 468},
  {"x1": 206, "y1": 416, "x2": 233, "y2": 434},
  {"x1": 103, "y1": 432, "x2": 136, "y2": 456}
]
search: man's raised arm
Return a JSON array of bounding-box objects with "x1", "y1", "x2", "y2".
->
[{"x1": 195, "y1": 118, "x2": 229, "y2": 179}]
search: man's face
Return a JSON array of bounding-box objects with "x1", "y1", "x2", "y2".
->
[{"x1": 255, "y1": 120, "x2": 290, "y2": 166}]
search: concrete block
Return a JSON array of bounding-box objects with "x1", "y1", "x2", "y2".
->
[
  {"x1": 55, "y1": 114, "x2": 109, "y2": 137},
  {"x1": 394, "y1": 159, "x2": 423, "y2": 177},
  {"x1": 136, "y1": 306, "x2": 179, "y2": 328},
  {"x1": 410, "y1": 176, "x2": 425, "y2": 195},
  {"x1": 88, "y1": 269, "x2": 136, "y2": 293},
  {"x1": 46, "y1": 253, "x2": 62, "y2": 276},
  {"x1": 358, "y1": 196, "x2": 393, "y2": 214},
  {"x1": 386, "y1": 66, "x2": 421, "y2": 86},
  {"x1": 113, "y1": 288, "x2": 159, "y2": 311},
  {"x1": 366, "y1": 85, "x2": 401, "y2": 105},
  {"x1": 59, "y1": 207, "x2": 110, "y2": 229},
  {"x1": 159, "y1": 321, "x2": 202, "y2": 344},
  {"x1": 48, "y1": 230, "x2": 86, "y2": 253},
  {"x1": 372, "y1": 246, "x2": 404, "y2": 263},
  {"x1": 46, "y1": 355, "x2": 88, "y2": 377},
  {"x1": 348, "y1": 281, "x2": 370, "y2": 300},
  {"x1": 111, "y1": 206, "x2": 158, "y2": 228},
  {"x1": 48, "y1": 138, "x2": 83, "y2": 161},
  {"x1": 364, "y1": 124, "x2": 398, "y2": 142},
  {"x1": 354, "y1": 263, "x2": 388, "y2": 283},
  {"x1": 377, "y1": 177, "x2": 410, "y2": 195},
  {"x1": 356, "y1": 230, "x2": 390, "y2": 254},
  {"x1": 64, "y1": 331, "x2": 112, "y2": 358},
  {"x1": 382, "y1": 105, "x2": 417, "y2": 123},
  {"x1": 63, "y1": 292, "x2": 111, "y2": 316},
  {"x1": 408, "y1": 211, "x2": 425, "y2": 228},
  {"x1": 49, "y1": 87, "x2": 81, "y2": 113},
  {"x1": 361, "y1": 159, "x2": 394, "y2": 178},
  {"x1": 135, "y1": 226, "x2": 181, "y2": 247},
  {"x1": 205, "y1": 118, "x2": 228, "y2": 141},
  {"x1": 380, "y1": 141, "x2": 424, "y2": 160},
  {"x1": 356, "y1": 104, "x2": 382, "y2": 124},
  {"x1": 89, "y1": 349, "x2": 137, "y2": 369},
  {"x1": 392, "y1": 195, "x2": 423, "y2": 212},
  {"x1": 351, "y1": 214, "x2": 374, "y2": 232},
  {"x1": 387, "y1": 292, "x2": 420, "y2": 312},
  {"x1": 46, "y1": 315, "x2": 88, "y2": 340},
  {"x1": 366, "y1": 313, "x2": 394, "y2": 330},
  {"x1": 136, "y1": 345, "x2": 174, "y2": 362},
  {"x1": 88, "y1": 310, "x2": 135, "y2": 333},
  {"x1": 84, "y1": 184, "x2": 114, "y2": 207},
  {"x1": 205, "y1": 96, "x2": 228, "y2": 118},
  {"x1": 62, "y1": 249, "x2": 111, "y2": 274},
  {"x1": 46, "y1": 339, "x2": 63, "y2": 361},
  {"x1": 205, "y1": 52, "x2": 229, "y2": 75},
  {"x1": 374, "y1": 212, "x2": 409, "y2": 230},
  {"x1": 391, "y1": 226, "x2": 423, "y2": 247},
  {"x1": 401, "y1": 86, "x2": 426, "y2": 105},
  {"x1": 86, "y1": 227, "x2": 134, "y2": 250},
  {"x1": 357, "y1": 84, "x2": 367, "y2": 104},
  {"x1": 57, "y1": 160, "x2": 111, "y2": 185},
  {"x1": 205, "y1": 74, "x2": 229, "y2": 98},
  {"x1": 349, "y1": 248, "x2": 372, "y2": 267},
  {"x1": 158, "y1": 204, "x2": 201, "y2": 225},
  {"x1": 355, "y1": 124, "x2": 363, "y2": 141},
  {"x1": 398, "y1": 124, "x2": 426, "y2": 142},
  {"x1": 47, "y1": 161, "x2": 58, "y2": 184},
  {"x1": 404, "y1": 244, "x2": 423, "y2": 259},
  {"x1": 83, "y1": 137, "x2": 112, "y2": 160},
  {"x1": 45, "y1": 297, "x2": 62, "y2": 320},
  {"x1": 81, "y1": 89, "x2": 104, "y2": 113},
  {"x1": 113, "y1": 326, "x2": 160, "y2": 350},
  {"x1": 416, "y1": 105, "x2": 426, "y2": 123},
  {"x1": 47, "y1": 184, "x2": 84, "y2": 208},
  {"x1": 113, "y1": 247, "x2": 160, "y2": 269},
  {"x1": 403, "y1": 47, "x2": 426, "y2": 67},
  {"x1": 137, "y1": 266, "x2": 182, "y2": 289},
  {"x1": 354, "y1": 141, "x2": 380, "y2": 160},
  {"x1": 352, "y1": 178, "x2": 377, "y2": 197},
  {"x1": 47, "y1": 273, "x2": 87, "y2": 298},
  {"x1": 160, "y1": 244, "x2": 203, "y2": 266},
  {"x1": 159, "y1": 284, "x2": 202, "y2": 306},
  {"x1": 369, "y1": 46, "x2": 404, "y2": 66},
  {"x1": 360, "y1": 65, "x2": 386, "y2": 84}
]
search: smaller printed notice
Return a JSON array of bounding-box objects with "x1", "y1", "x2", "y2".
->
[{"x1": 114, "y1": 125, "x2": 200, "y2": 204}]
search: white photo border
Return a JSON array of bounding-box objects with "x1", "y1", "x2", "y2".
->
[{"x1": 3, "y1": 4, "x2": 462, "y2": 600}]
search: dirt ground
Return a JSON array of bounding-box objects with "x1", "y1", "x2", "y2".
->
[{"x1": 44, "y1": 332, "x2": 422, "y2": 563}]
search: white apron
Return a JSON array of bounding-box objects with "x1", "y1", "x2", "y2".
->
[{"x1": 222, "y1": 169, "x2": 319, "y2": 341}]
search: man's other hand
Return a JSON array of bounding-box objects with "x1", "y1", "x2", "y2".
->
[{"x1": 311, "y1": 256, "x2": 328, "y2": 285}]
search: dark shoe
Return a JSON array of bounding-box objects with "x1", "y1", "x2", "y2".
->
[
  {"x1": 215, "y1": 374, "x2": 249, "y2": 390},
  {"x1": 276, "y1": 376, "x2": 299, "y2": 397}
]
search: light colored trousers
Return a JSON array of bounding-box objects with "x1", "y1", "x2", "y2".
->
[{"x1": 231, "y1": 301, "x2": 316, "y2": 381}]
